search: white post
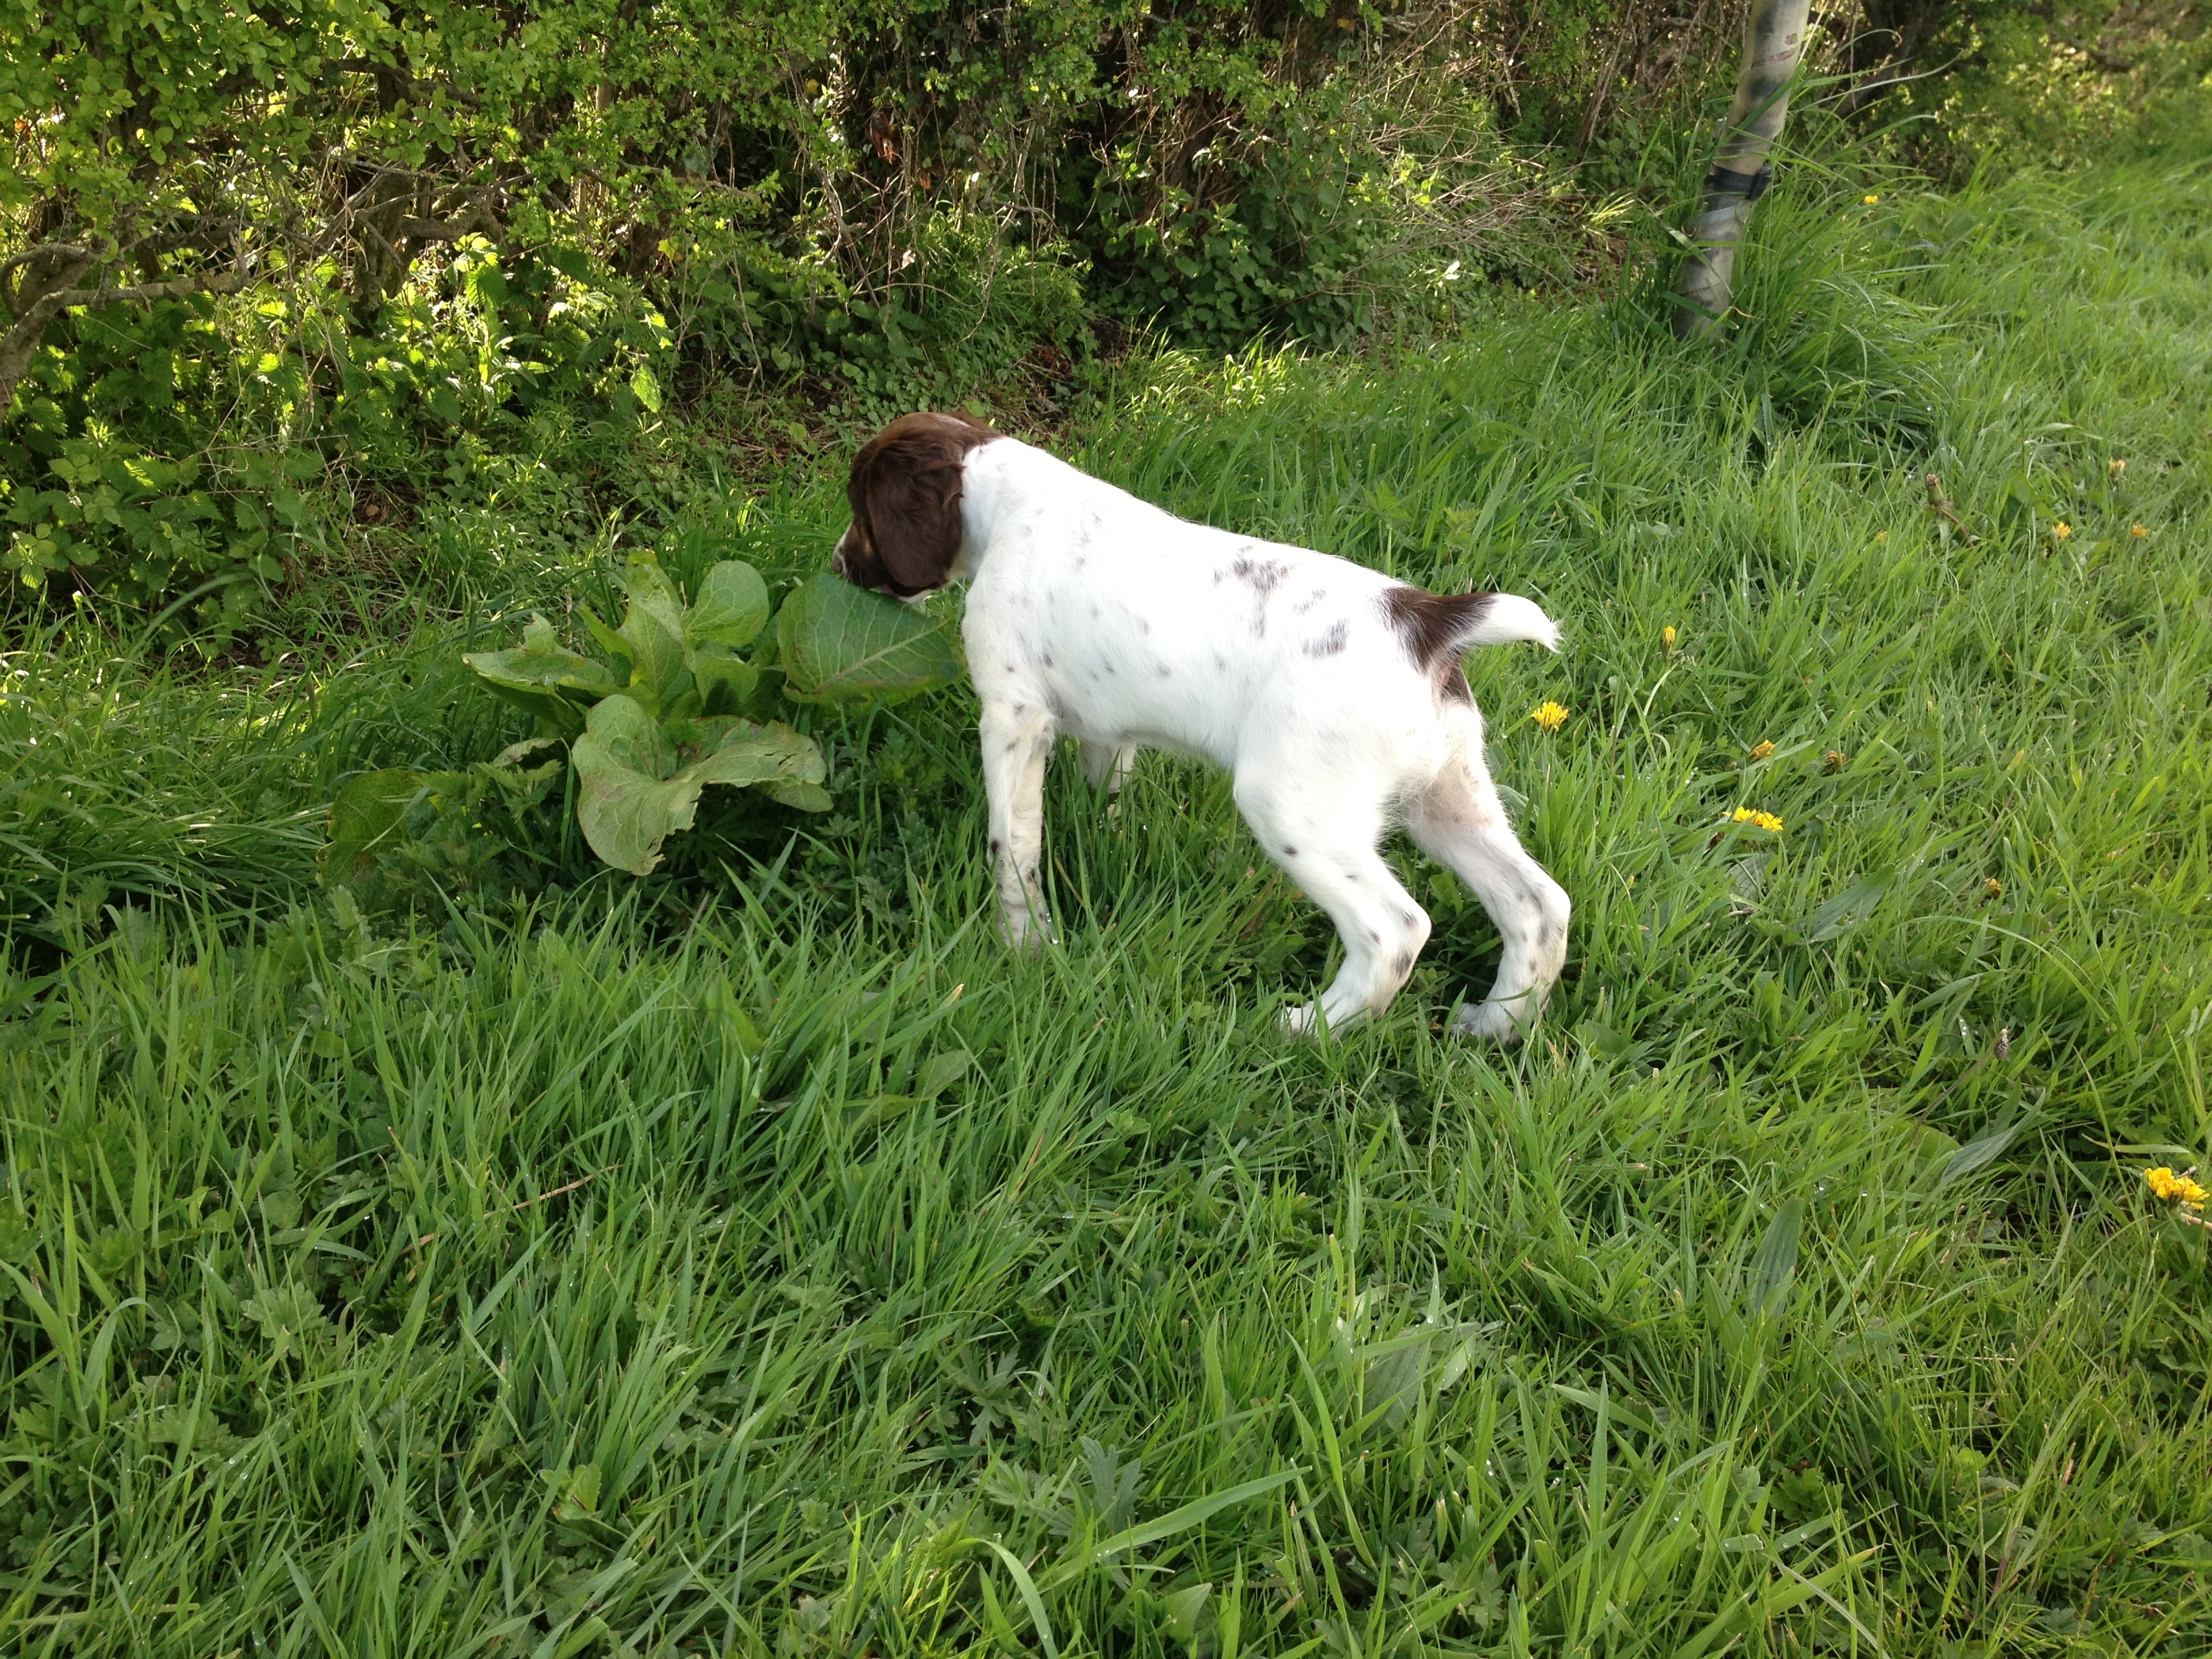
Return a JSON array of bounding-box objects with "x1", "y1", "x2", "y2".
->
[{"x1": 1672, "y1": 0, "x2": 1814, "y2": 340}]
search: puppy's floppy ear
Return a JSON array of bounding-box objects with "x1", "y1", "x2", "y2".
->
[{"x1": 847, "y1": 413, "x2": 1000, "y2": 595}]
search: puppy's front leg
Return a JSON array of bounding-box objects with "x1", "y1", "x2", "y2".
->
[{"x1": 980, "y1": 700, "x2": 1059, "y2": 948}]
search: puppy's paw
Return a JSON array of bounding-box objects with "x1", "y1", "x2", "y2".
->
[
  {"x1": 1279, "y1": 1000, "x2": 1322, "y2": 1038},
  {"x1": 1448, "y1": 999, "x2": 1532, "y2": 1044}
]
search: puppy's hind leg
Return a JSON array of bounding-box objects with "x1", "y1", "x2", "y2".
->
[
  {"x1": 1408, "y1": 761, "x2": 1569, "y2": 1043},
  {"x1": 1078, "y1": 739, "x2": 1139, "y2": 799},
  {"x1": 1236, "y1": 772, "x2": 1431, "y2": 1036},
  {"x1": 981, "y1": 700, "x2": 1059, "y2": 948}
]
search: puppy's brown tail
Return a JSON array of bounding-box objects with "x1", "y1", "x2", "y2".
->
[{"x1": 1385, "y1": 587, "x2": 1561, "y2": 673}]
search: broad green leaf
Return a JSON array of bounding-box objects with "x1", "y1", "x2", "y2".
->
[
  {"x1": 321, "y1": 769, "x2": 431, "y2": 883},
  {"x1": 623, "y1": 560, "x2": 686, "y2": 617},
  {"x1": 572, "y1": 697, "x2": 825, "y2": 874},
  {"x1": 684, "y1": 560, "x2": 771, "y2": 649},
  {"x1": 1745, "y1": 1198, "x2": 1804, "y2": 1322},
  {"x1": 1879, "y1": 1114, "x2": 1958, "y2": 1168},
  {"x1": 1160, "y1": 1583, "x2": 1212, "y2": 1645},
  {"x1": 555, "y1": 1462, "x2": 602, "y2": 1519},
  {"x1": 571, "y1": 737, "x2": 702, "y2": 877},
  {"x1": 661, "y1": 716, "x2": 821, "y2": 774},
  {"x1": 777, "y1": 574, "x2": 962, "y2": 704},
  {"x1": 579, "y1": 694, "x2": 675, "y2": 779},
  {"x1": 691, "y1": 650, "x2": 759, "y2": 714},
  {"x1": 618, "y1": 567, "x2": 691, "y2": 710},
  {"x1": 1937, "y1": 1122, "x2": 2020, "y2": 1188},
  {"x1": 679, "y1": 724, "x2": 825, "y2": 791},
  {"x1": 765, "y1": 779, "x2": 833, "y2": 813},
  {"x1": 915, "y1": 1050, "x2": 972, "y2": 1100},
  {"x1": 492, "y1": 735, "x2": 562, "y2": 770},
  {"x1": 579, "y1": 602, "x2": 632, "y2": 673},
  {"x1": 1795, "y1": 874, "x2": 1894, "y2": 944},
  {"x1": 463, "y1": 614, "x2": 619, "y2": 734}
]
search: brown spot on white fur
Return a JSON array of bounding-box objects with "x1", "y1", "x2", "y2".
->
[
  {"x1": 1381, "y1": 586, "x2": 1498, "y2": 705},
  {"x1": 1303, "y1": 620, "x2": 1349, "y2": 657}
]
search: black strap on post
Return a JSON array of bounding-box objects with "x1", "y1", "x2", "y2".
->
[{"x1": 1702, "y1": 162, "x2": 1774, "y2": 201}]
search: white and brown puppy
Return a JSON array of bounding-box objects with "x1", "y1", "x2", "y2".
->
[{"x1": 832, "y1": 411, "x2": 1570, "y2": 1040}]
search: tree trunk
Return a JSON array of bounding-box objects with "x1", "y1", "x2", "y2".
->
[{"x1": 1672, "y1": 0, "x2": 1813, "y2": 340}]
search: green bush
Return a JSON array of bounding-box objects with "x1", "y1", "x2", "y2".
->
[
  {"x1": 1, "y1": 240, "x2": 678, "y2": 644},
  {"x1": 4, "y1": 0, "x2": 2200, "y2": 639}
]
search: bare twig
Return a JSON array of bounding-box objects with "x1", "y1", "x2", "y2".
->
[
  {"x1": 404, "y1": 1166, "x2": 620, "y2": 1254},
  {"x1": 512, "y1": 1166, "x2": 617, "y2": 1213}
]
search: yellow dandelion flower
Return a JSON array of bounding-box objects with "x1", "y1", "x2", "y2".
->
[
  {"x1": 1530, "y1": 700, "x2": 1569, "y2": 733},
  {"x1": 1823, "y1": 750, "x2": 1847, "y2": 773},
  {"x1": 1875, "y1": 530, "x2": 1889, "y2": 544},
  {"x1": 1862, "y1": 193, "x2": 1880, "y2": 205},
  {"x1": 2148, "y1": 1167, "x2": 2209, "y2": 1207},
  {"x1": 1662, "y1": 624, "x2": 1677, "y2": 651},
  {"x1": 2131, "y1": 523, "x2": 2148, "y2": 539},
  {"x1": 1732, "y1": 806, "x2": 1784, "y2": 833},
  {"x1": 1748, "y1": 741, "x2": 1775, "y2": 761},
  {"x1": 2051, "y1": 521, "x2": 2072, "y2": 540},
  {"x1": 1982, "y1": 878, "x2": 2003, "y2": 899},
  {"x1": 2109, "y1": 458, "x2": 2126, "y2": 474}
]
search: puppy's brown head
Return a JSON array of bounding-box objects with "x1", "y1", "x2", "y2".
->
[{"x1": 833, "y1": 411, "x2": 1002, "y2": 596}]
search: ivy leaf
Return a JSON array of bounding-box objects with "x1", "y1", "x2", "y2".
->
[
  {"x1": 571, "y1": 696, "x2": 825, "y2": 874},
  {"x1": 777, "y1": 574, "x2": 962, "y2": 704}
]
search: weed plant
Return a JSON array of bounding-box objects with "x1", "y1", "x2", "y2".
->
[{"x1": 1, "y1": 159, "x2": 2209, "y2": 1654}]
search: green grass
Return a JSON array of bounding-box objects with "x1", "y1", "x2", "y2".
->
[{"x1": 2, "y1": 157, "x2": 2210, "y2": 1656}]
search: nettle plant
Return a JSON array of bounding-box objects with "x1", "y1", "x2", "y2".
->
[{"x1": 325, "y1": 556, "x2": 958, "y2": 894}]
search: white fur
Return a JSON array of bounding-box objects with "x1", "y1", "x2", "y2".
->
[{"x1": 848, "y1": 432, "x2": 1571, "y2": 1040}]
